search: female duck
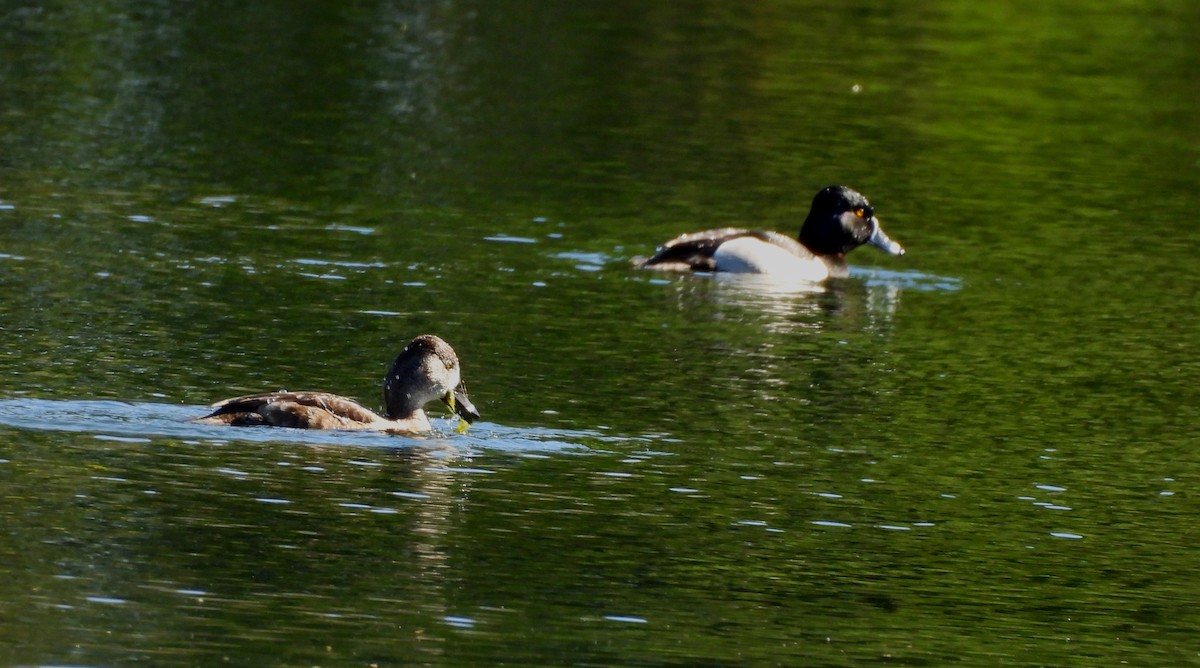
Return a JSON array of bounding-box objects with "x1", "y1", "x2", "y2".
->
[
  {"x1": 638, "y1": 185, "x2": 905, "y2": 281},
  {"x1": 196, "y1": 334, "x2": 480, "y2": 434}
]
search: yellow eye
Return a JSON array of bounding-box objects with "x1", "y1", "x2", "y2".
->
[{"x1": 854, "y1": 208, "x2": 865, "y2": 218}]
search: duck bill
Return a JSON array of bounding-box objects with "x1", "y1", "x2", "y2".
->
[
  {"x1": 867, "y1": 218, "x2": 905, "y2": 256},
  {"x1": 443, "y1": 383, "x2": 480, "y2": 424}
]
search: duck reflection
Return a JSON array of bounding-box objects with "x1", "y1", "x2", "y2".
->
[
  {"x1": 661, "y1": 270, "x2": 904, "y2": 336},
  {"x1": 639, "y1": 268, "x2": 946, "y2": 418}
]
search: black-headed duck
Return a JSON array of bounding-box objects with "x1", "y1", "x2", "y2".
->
[
  {"x1": 637, "y1": 185, "x2": 905, "y2": 281},
  {"x1": 196, "y1": 334, "x2": 479, "y2": 434}
]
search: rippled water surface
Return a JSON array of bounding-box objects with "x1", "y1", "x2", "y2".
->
[{"x1": 3, "y1": 1, "x2": 1200, "y2": 665}]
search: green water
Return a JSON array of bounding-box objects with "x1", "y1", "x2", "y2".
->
[{"x1": 3, "y1": 1, "x2": 1200, "y2": 665}]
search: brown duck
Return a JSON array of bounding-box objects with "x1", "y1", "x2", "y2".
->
[{"x1": 196, "y1": 335, "x2": 479, "y2": 434}]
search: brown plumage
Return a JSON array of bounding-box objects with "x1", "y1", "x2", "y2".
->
[{"x1": 195, "y1": 335, "x2": 479, "y2": 434}]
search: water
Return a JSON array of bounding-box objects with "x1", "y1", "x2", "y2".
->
[{"x1": 3, "y1": 0, "x2": 1200, "y2": 665}]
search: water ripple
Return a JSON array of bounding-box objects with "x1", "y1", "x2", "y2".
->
[{"x1": 0, "y1": 398, "x2": 632, "y2": 453}]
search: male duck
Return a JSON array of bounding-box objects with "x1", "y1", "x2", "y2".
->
[
  {"x1": 638, "y1": 185, "x2": 905, "y2": 281},
  {"x1": 196, "y1": 334, "x2": 480, "y2": 434}
]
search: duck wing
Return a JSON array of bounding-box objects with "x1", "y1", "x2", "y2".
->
[
  {"x1": 201, "y1": 391, "x2": 384, "y2": 428},
  {"x1": 638, "y1": 228, "x2": 810, "y2": 271},
  {"x1": 638, "y1": 227, "x2": 749, "y2": 271}
]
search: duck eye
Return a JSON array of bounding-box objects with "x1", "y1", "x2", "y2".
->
[
  {"x1": 854, "y1": 208, "x2": 865, "y2": 218},
  {"x1": 855, "y1": 207, "x2": 874, "y2": 219}
]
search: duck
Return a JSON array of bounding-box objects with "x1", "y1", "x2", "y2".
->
[
  {"x1": 637, "y1": 185, "x2": 905, "y2": 281},
  {"x1": 195, "y1": 334, "x2": 480, "y2": 434}
]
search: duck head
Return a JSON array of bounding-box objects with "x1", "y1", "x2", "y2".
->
[
  {"x1": 383, "y1": 335, "x2": 480, "y2": 424},
  {"x1": 799, "y1": 185, "x2": 905, "y2": 258}
]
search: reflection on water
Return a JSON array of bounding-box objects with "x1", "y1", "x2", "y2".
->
[
  {"x1": 849, "y1": 266, "x2": 963, "y2": 292},
  {"x1": 641, "y1": 266, "x2": 959, "y2": 336},
  {"x1": 0, "y1": 399, "x2": 617, "y2": 453},
  {"x1": 0, "y1": 412, "x2": 497, "y2": 664}
]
